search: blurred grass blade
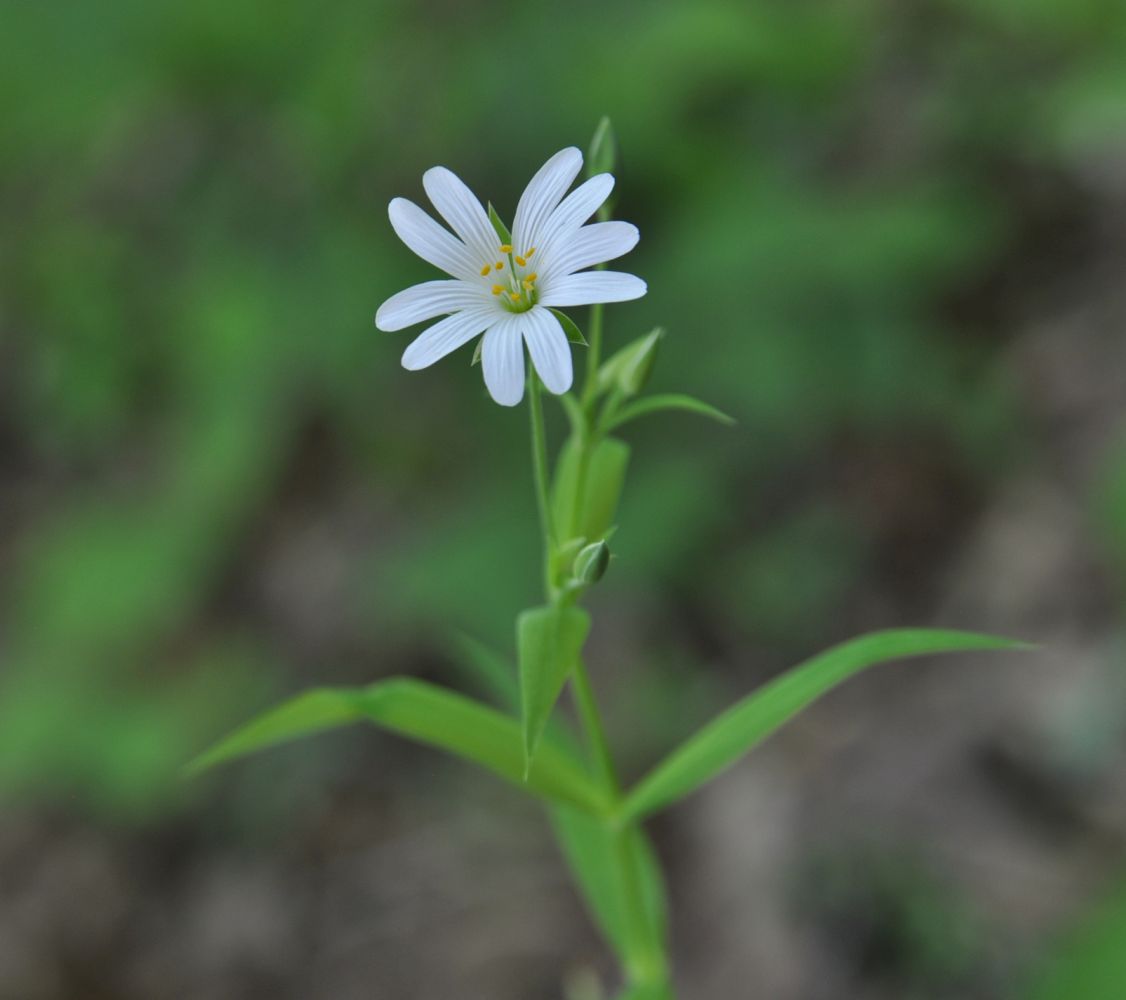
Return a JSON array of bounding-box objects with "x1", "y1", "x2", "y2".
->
[
  {"x1": 615, "y1": 983, "x2": 673, "y2": 1000},
  {"x1": 551, "y1": 806, "x2": 668, "y2": 969},
  {"x1": 1031, "y1": 881, "x2": 1126, "y2": 1000},
  {"x1": 587, "y1": 116, "x2": 617, "y2": 177},
  {"x1": 606, "y1": 394, "x2": 734, "y2": 431},
  {"x1": 188, "y1": 678, "x2": 611, "y2": 815},
  {"x1": 519, "y1": 605, "x2": 591, "y2": 772},
  {"x1": 448, "y1": 631, "x2": 519, "y2": 708},
  {"x1": 621, "y1": 629, "x2": 1029, "y2": 822}
]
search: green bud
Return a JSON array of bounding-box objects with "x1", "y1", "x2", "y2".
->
[
  {"x1": 598, "y1": 327, "x2": 663, "y2": 396},
  {"x1": 587, "y1": 116, "x2": 617, "y2": 178},
  {"x1": 573, "y1": 540, "x2": 611, "y2": 584}
]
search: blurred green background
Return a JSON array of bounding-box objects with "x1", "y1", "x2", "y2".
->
[{"x1": 3, "y1": 0, "x2": 1126, "y2": 997}]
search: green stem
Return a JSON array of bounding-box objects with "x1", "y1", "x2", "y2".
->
[
  {"x1": 529, "y1": 329, "x2": 674, "y2": 998},
  {"x1": 571, "y1": 656, "x2": 618, "y2": 792},
  {"x1": 582, "y1": 301, "x2": 605, "y2": 413},
  {"x1": 528, "y1": 371, "x2": 557, "y2": 600}
]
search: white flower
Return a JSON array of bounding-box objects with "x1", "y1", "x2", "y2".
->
[{"x1": 375, "y1": 147, "x2": 646, "y2": 407}]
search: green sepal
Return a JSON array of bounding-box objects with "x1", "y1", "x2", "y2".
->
[
  {"x1": 518, "y1": 605, "x2": 591, "y2": 773},
  {"x1": 471, "y1": 336, "x2": 483, "y2": 366},
  {"x1": 551, "y1": 308, "x2": 588, "y2": 346},
  {"x1": 487, "y1": 201, "x2": 512, "y2": 244},
  {"x1": 598, "y1": 328, "x2": 663, "y2": 397}
]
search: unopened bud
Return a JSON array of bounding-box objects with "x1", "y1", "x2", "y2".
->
[{"x1": 573, "y1": 540, "x2": 611, "y2": 584}]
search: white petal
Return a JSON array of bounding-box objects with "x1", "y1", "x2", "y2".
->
[
  {"x1": 523, "y1": 307, "x2": 573, "y2": 395},
  {"x1": 388, "y1": 198, "x2": 479, "y2": 281},
  {"x1": 511, "y1": 147, "x2": 583, "y2": 255},
  {"x1": 401, "y1": 309, "x2": 495, "y2": 370},
  {"x1": 538, "y1": 221, "x2": 639, "y2": 281},
  {"x1": 538, "y1": 271, "x2": 647, "y2": 308},
  {"x1": 480, "y1": 316, "x2": 526, "y2": 407},
  {"x1": 423, "y1": 166, "x2": 499, "y2": 267},
  {"x1": 536, "y1": 174, "x2": 615, "y2": 261},
  {"x1": 375, "y1": 279, "x2": 487, "y2": 332}
]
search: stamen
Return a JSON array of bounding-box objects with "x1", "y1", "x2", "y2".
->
[
  {"x1": 526, "y1": 247, "x2": 536, "y2": 258},
  {"x1": 480, "y1": 264, "x2": 492, "y2": 277},
  {"x1": 492, "y1": 285, "x2": 504, "y2": 295},
  {"x1": 499, "y1": 244, "x2": 513, "y2": 254},
  {"x1": 526, "y1": 272, "x2": 537, "y2": 282},
  {"x1": 495, "y1": 261, "x2": 504, "y2": 271},
  {"x1": 522, "y1": 278, "x2": 534, "y2": 289},
  {"x1": 515, "y1": 255, "x2": 527, "y2": 267}
]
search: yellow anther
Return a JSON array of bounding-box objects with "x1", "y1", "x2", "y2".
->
[
  {"x1": 491, "y1": 284, "x2": 504, "y2": 295},
  {"x1": 499, "y1": 244, "x2": 513, "y2": 254},
  {"x1": 522, "y1": 279, "x2": 534, "y2": 289},
  {"x1": 515, "y1": 255, "x2": 527, "y2": 267},
  {"x1": 526, "y1": 272, "x2": 537, "y2": 283},
  {"x1": 495, "y1": 261, "x2": 504, "y2": 270},
  {"x1": 480, "y1": 264, "x2": 492, "y2": 277},
  {"x1": 509, "y1": 291, "x2": 521, "y2": 302},
  {"x1": 526, "y1": 247, "x2": 536, "y2": 258}
]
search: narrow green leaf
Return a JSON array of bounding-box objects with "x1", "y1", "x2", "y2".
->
[
  {"x1": 621, "y1": 629, "x2": 1030, "y2": 822},
  {"x1": 552, "y1": 435, "x2": 584, "y2": 539},
  {"x1": 551, "y1": 806, "x2": 668, "y2": 973},
  {"x1": 185, "y1": 688, "x2": 363, "y2": 774},
  {"x1": 554, "y1": 436, "x2": 631, "y2": 542},
  {"x1": 188, "y1": 678, "x2": 611, "y2": 815},
  {"x1": 581, "y1": 437, "x2": 630, "y2": 541},
  {"x1": 551, "y1": 308, "x2": 589, "y2": 346},
  {"x1": 519, "y1": 605, "x2": 591, "y2": 771},
  {"x1": 487, "y1": 201, "x2": 512, "y2": 245},
  {"x1": 597, "y1": 329, "x2": 663, "y2": 397},
  {"x1": 606, "y1": 393, "x2": 734, "y2": 431}
]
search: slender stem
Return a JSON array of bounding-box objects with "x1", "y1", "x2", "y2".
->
[
  {"x1": 528, "y1": 371, "x2": 556, "y2": 600},
  {"x1": 529, "y1": 319, "x2": 674, "y2": 998},
  {"x1": 581, "y1": 301, "x2": 605, "y2": 413},
  {"x1": 571, "y1": 656, "x2": 618, "y2": 792}
]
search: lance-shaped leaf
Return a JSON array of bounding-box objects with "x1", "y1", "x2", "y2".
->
[
  {"x1": 519, "y1": 605, "x2": 591, "y2": 772},
  {"x1": 187, "y1": 678, "x2": 610, "y2": 816},
  {"x1": 605, "y1": 393, "x2": 734, "y2": 431},
  {"x1": 552, "y1": 436, "x2": 631, "y2": 542},
  {"x1": 551, "y1": 805, "x2": 668, "y2": 971},
  {"x1": 621, "y1": 629, "x2": 1029, "y2": 822}
]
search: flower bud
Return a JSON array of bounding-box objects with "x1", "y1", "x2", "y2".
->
[
  {"x1": 598, "y1": 327, "x2": 663, "y2": 397},
  {"x1": 573, "y1": 540, "x2": 611, "y2": 584}
]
